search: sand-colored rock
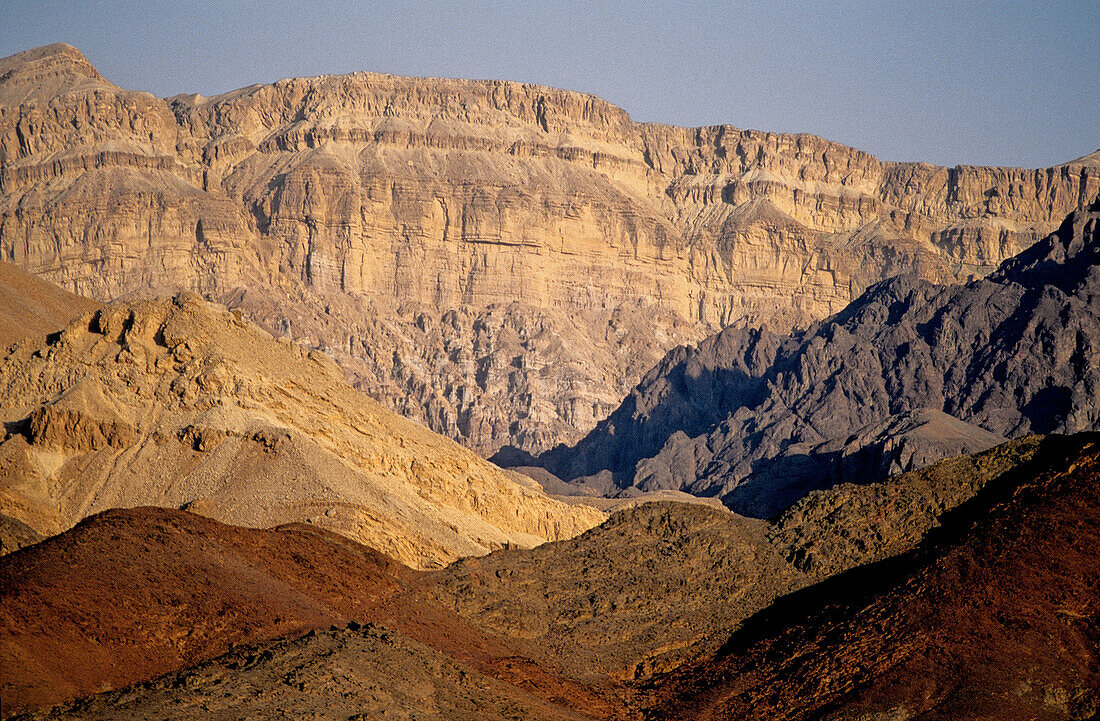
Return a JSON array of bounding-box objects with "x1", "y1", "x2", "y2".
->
[
  {"x1": 0, "y1": 261, "x2": 98, "y2": 348},
  {"x1": 0, "y1": 292, "x2": 602, "y2": 569},
  {"x1": 2, "y1": 43, "x2": 1097, "y2": 454}
]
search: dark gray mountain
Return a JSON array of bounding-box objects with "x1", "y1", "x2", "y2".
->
[{"x1": 529, "y1": 201, "x2": 1100, "y2": 516}]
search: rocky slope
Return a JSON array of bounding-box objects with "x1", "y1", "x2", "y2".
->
[
  {"x1": 537, "y1": 202, "x2": 1100, "y2": 514},
  {"x1": 0, "y1": 290, "x2": 602, "y2": 569},
  {"x1": 647, "y1": 433, "x2": 1100, "y2": 721},
  {"x1": 2, "y1": 43, "x2": 1097, "y2": 455},
  {"x1": 4, "y1": 433, "x2": 1081, "y2": 719},
  {"x1": 0, "y1": 508, "x2": 410, "y2": 715},
  {"x1": 0, "y1": 262, "x2": 98, "y2": 350}
]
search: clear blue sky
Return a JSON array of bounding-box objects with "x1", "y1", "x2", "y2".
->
[{"x1": 2, "y1": 1, "x2": 1097, "y2": 168}]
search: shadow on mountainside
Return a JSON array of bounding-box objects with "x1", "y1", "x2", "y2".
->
[{"x1": 713, "y1": 432, "x2": 1096, "y2": 657}]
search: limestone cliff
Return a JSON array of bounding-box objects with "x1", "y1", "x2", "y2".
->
[{"x1": 2, "y1": 43, "x2": 1097, "y2": 454}]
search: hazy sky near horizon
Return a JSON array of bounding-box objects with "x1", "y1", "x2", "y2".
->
[{"x1": 2, "y1": 1, "x2": 1096, "y2": 168}]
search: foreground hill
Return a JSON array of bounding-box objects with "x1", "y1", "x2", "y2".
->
[
  {"x1": 0, "y1": 291, "x2": 601, "y2": 568},
  {"x1": 647, "y1": 432, "x2": 1100, "y2": 720},
  {"x1": 536, "y1": 202, "x2": 1100, "y2": 515},
  {"x1": 2, "y1": 43, "x2": 1097, "y2": 455},
  {"x1": 6, "y1": 433, "x2": 1084, "y2": 719}
]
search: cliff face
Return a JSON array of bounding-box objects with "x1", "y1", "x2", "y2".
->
[{"x1": 3, "y1": 43, "x2": 1097, "y2": 454}]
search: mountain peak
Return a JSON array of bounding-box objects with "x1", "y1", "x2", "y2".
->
[{"x1": 0, "y1": 42, "x2": 109, "y2": 104}]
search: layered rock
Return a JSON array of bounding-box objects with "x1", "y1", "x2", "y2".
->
[
  {"x1": 2, "y1": 43, "x2": 1098, "y2": 454},
  {"x1": 539, "y1": 203, "x2": 1100, "y2": 513},
  {"x1": 0, "y1": 290, "x2": 602, "y2": 569}
]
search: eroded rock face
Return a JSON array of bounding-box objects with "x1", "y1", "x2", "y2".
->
[
  {"x1": 2, "y1": 43, "x2": 1098, "y2": 454},
  {"x1": 541, "y1": 203, "x2": 1100, "y2": 511}
]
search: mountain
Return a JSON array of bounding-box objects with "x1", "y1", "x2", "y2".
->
[
  {"x1": 536, "y1": 202, "x2": 1100, "y2": 514},
  {"x1": 2, "y1": 43, "x2": 1097, "y2": 456},
  {"x1": 7, "y1": 433, "x2": 1088, "y2": 719},
  {"x1": 646, "y1": 432, "x2": 1100, "y2": 720},
  {"x1": 0, "y1": 288, "x2": 601, "y2": 568}
]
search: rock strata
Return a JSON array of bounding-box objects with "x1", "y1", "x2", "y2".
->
[{"x1": 2, "y1": 43, "x2": 1097, "y2": 454}]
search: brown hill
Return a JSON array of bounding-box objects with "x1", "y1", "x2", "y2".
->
[
  {"x1": 4, "y1": 434, "x2": 1084, "y2": 719},
  {"x1": 2, "y1": 43, "x2": 1096, "y2": 456},
  {"x1": 646, "y1": 432, "x2": 1100, "y2": 720},
  {"x1": 0, "y1": 507, "x2": 407, "y2": 715},
  {"x1": 0, "y1": 291, "x2": 602, "y2": 568},
  {"x1": 0, "y1": 507, "x2": 609, "y2": 719}
]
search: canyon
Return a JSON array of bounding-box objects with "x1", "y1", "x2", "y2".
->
[{"x1": 3, "y1": 43, "x2": 1098, "y2": 455}]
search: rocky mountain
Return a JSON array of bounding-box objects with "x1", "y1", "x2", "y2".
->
[
  {"x1": 536, "y1": 202, "x2": 1100, "y2": 515},
  {"x1": 646, "y1": 433, "x2": 1100, "y2": 721},
  {"x1": 6, "y1": 432, "x2": 1083, "y2": 719},
  {"x1": 0, "y1": 286, "x2": 601, "y2": 569},
  {"x1": 2, "y1": 43, "x2": 1097, "y2": 455}
]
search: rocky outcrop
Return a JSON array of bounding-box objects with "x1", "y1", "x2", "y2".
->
[
  {"x1": 0, "y1": 290, "x2": 602, "y2": 569},
  {"x1": 649, "y1": 433, "x2": 1100, "y2": 721},
  {"x1": 539, "y1": 203, "x2": 1100, "y2": 513},
  {"x1": 2, "y1": 43, "x2": 1098, "y2": 454}
]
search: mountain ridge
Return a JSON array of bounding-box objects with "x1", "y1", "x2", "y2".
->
[{"x1": 3, "y1": 42, "x2": 1097, "y2": 456}]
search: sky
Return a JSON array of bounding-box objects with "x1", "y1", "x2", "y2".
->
[{"x1": 2, "y1": 0, "x2": 1097, "y2": 168}]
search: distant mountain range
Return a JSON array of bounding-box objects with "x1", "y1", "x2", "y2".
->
[{"x1": 2, "y1": 43, "x2": 1097, "y2": 457}]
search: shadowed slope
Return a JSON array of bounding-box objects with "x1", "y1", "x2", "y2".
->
[
  {"x1": 647, "y1": 433, "x2": 1100, "y2": 720},
  {"x1": 537, "y1": 202, "x2": 1100, "y2": 515}
]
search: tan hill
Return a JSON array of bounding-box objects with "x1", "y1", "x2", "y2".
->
[
  {"x1": 4, "y1": 434, "x2": 1087, "y2": 719},
  {"x1": 0, "y1": 261, "x2": 98, "y2": 349},
  {"x1": 2, "y1": 43, "x2": 1097, "y2": 456},
  {"x1": 0, "y1": 291, "x2": 602, "y2": 568}
]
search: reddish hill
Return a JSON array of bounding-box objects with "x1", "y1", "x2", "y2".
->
[
  {"x1": 0, "y1": 507, "x2": 411, "y2": 714},
  {"x1": 646, "y1": 433, "x2": 1100, "y2": 720},
  {"x1": 0, "y1": 507, "x2": 610, "y2": 719}
]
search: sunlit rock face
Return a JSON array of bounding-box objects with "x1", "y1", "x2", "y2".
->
[{"x1": 3, "y1": 43, "x2": 1098, "y2": 454}]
